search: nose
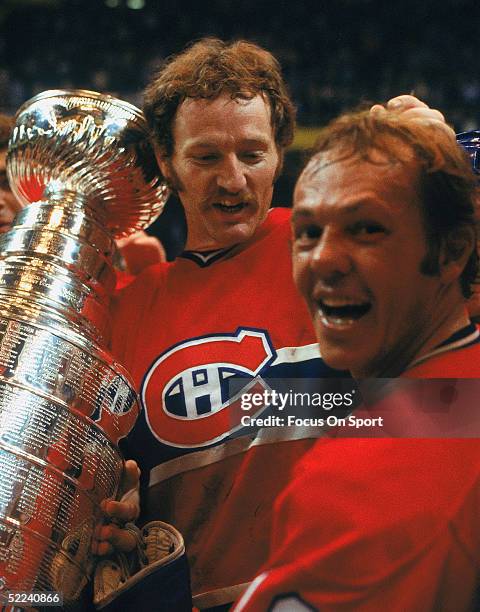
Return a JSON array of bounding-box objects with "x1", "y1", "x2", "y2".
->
[
  {"x1": 216, "y1": 155, "x2": 247, "y2": 193},
  {"x1": 309, "y1": 228, "x2": 352, "y2": 283}
]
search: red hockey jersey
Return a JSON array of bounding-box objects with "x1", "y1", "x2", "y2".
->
[
  {"x1": 234, "y1": 327, "x2": 480, "y2": 612},
  {"x1": 110, "y1": 208, "x2": 340, "y2": 607}
]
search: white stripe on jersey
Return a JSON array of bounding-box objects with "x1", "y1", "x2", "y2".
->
[
  {"x1": 407, "y1": 326, "x2": 480, "y2": 369},
  {"x1": 149, "y1": 422, "x2": 322, "y2": 487},
  {"x1": 233, "y1": 573, "x2": 314, "y2": 611},
  {"x1": 193, "y1": 581, "x2": 251, "y2": 610},
  {"x1": 148, "y1": 342, "x2": 324, "y2": 486},
  {"x1": 271, "y1": 342, "x2": 321, "y2": 365},
  {"x1": 233, "y1": 573, "x2": 268, "y2": 612}
]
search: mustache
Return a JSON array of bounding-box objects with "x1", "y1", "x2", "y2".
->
[{"x1": 203, "y1": 191, "x2": 257, "y2": 206}]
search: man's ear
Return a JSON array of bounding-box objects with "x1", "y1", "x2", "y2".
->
[{"x1": 439, "y1": 226, "x2": 477, "y2": 284}]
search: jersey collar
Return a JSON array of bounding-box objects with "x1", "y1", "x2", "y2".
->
[
  {"x1": 408, "y1": 322, "x2": 480, "y2": 370},
  {"x1": 179, "y1": 245, "x2": 237, "y2": 267}
]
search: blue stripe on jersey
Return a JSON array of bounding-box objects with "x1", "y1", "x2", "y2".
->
[{"x1": 436, "y1": 322, "x2": 479, "y2": 348}]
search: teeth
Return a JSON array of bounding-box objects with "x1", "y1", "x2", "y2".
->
[
  {"x1": 320, "y1": 312, "x2": 356, "y2": 328},
  {"x1": 215, "y1": 202, "x2": 245, "y2": 213},
  {"x1": 317, "y1": 299, "x2": 372, "y2": 326}
]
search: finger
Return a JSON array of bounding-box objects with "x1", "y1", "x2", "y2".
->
[
  {"x1": 93, "y1": 523, "x2": 138, "y2": 554},
  {"x1": 92, "y1": 525, "x2": 111, "y2": 555},
  {"x1": 103, "y1": 524, "x2": 138, "y2": 553},
  {"x1": 386, "y1": 95, "x2": 429, "y2": 110},
  {"x1": 120, "y1": 459, "x2": 140, "y2": 495},
  {"x1": 370, "y1": 97, "x2": 430, "y2": 115},
  {"x1": 399, "y1": 107, "x2": 447, "y2": 123},
  {"x1": 101, "y1": 499, "x2": 139, "y2": 522},
  {"x1": 91, "y1": 526, "x2": 114, "y2": 556},
  {"x1": 369, "y1": 104, "x2": 386, "y2": 115},
  {"x1": 370, "y1": 101, "x2": 454, "y2": 137},
  {"x1": 399, "y1": 108, "x2": 455, "y2": 137}
]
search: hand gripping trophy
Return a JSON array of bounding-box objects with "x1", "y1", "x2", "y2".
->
[{"x1": 0, "y1": 90, "x2": 168, "y2": 605}]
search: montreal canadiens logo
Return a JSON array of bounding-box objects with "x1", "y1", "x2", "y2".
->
[{"x1": 141, "y1": 328, "x2": 275, "y2": 448}]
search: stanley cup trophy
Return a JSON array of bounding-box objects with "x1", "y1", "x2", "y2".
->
[{"x1": 0, "y1": 89, "x2": 169, "y2": 605}]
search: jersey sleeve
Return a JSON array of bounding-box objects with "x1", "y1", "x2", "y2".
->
[{"x1": 234, "y1": 438, "x2": 480, "y2": 612}]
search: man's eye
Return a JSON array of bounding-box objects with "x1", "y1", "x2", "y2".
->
[
  {"x1": 193, "y1": 154, "x2": 218, "y2": 163},
  {"x1": 349, "y1": 221, "x2": 386, "y2": 239},
  {"x1": 241, "y1": 151, "x2": 264, "y2": 163},
  {"x1": 294, "y1": 225, "x2": 322, "y2": 242}
]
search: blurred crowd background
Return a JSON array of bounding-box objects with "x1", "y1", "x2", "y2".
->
[
  {"x1": 1, "y1": 0, "x2": 479, "y2": 129},
  {"x1": 0, "y1": 0, "x2": 478, "y2": 252}
]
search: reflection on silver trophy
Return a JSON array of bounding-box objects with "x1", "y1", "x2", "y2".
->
[{"x1": 0, "y1": 90, "x2": 168, "y2": 602}]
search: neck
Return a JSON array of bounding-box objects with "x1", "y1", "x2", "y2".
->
[
  {"x1": 407, "y1": 303, "x2": 471, "y2": 366},
  {"x1": 353, "y1": 297, "x2": 471, "y2": 379}
]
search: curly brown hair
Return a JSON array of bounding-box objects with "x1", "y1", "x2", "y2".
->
[
  {"x1": 301, "y1": 108, "x2": 478, "y2": 298},
  {"x1": 0, "y1": 114, "x2": 14, "y2": 150},
  {"x1": 143, "y1": 37, "x2": 296, "y2": 159}
]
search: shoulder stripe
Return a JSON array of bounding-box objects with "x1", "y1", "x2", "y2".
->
[
  {"x1": 271, "y1": 343, "x2": 321, "y2": 365},
  {"x1": 148, "y1": 425, "x2": 321, "y2": 486}
]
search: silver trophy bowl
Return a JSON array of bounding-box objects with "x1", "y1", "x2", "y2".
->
[{"x1": 0, "y1": 89, "x2": 168, "y2": 603}]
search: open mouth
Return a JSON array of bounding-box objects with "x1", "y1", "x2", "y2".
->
[
  {"x1": 213, "y1": 202, "x2": 248, "y2": 214},
  {"x1": 318, "y1": 299, "x2": 371, "y2": 327}
]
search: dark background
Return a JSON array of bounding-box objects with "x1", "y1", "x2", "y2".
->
[{"x1": 1, "y1": 0, "x2": 479, "y2": 129}]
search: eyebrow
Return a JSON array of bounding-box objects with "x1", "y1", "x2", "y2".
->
[
  {"x1": 291, "y1": 208, "x2": 315, "y2": 222},
  {"x1": 239, "y1": 138, "x2": 271, "y2": 147},
  {"x1": 292, "y1": 195, "x2": 393, "y2": 220},
  {"x1": 291, "y1": 202, "x2": 365, "y2": 221},
  {"x1": 187, "y1": 137, "x2": 271, "y2": 149}
]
